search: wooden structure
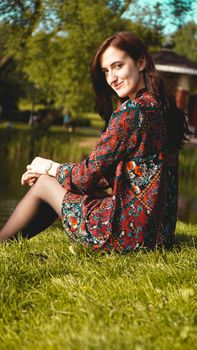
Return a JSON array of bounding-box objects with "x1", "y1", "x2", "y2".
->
[{"x1": 152, "y1": 49, "x2": 197, "y2": 137}]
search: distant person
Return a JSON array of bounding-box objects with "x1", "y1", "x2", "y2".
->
[
  {"x1": 5, "y1": 121, "x2": 14, "y2": 130},
  {"x1": 33, "y1": 113, "x2": 41, "y2": 127},
  {"x1": 63, "y1": 111, "x2": 76, "y2": 133},
  {"x1": 29, "y1": 112, "x2": 41, "y2": 127},
  {"x1": 63, "y1": 111, "x2": 72, "y2": 132},
  {"x1": 0, "y1": 32, "x2": 190, "y2": 252}
]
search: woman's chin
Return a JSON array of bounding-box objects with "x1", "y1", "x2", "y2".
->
[{"x1": 116, "y1": 91, "x2": 128, "y2": 99}]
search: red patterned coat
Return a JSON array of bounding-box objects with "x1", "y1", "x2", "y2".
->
[{"x1": 56, "y1": 90, "x2": 178, "y2": 252}]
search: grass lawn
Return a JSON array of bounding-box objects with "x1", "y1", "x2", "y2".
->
[
  {"x1": 0, "y1": 112, "x2": 104, "y2": 131},
  {"x1": 0, "y1": 221, "x2": 196, "y2": 350}
]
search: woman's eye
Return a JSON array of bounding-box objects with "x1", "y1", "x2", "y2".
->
[{"x1": 115, "y1": 64, "x2": 123, "y2": 69}]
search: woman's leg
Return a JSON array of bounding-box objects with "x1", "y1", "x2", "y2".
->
[
  {"x1": 21, "y1": 201, "x2": 58, "y2": 239},
  {"x1": 0, "y1": 175, "x2": 66, "y2": 241}
]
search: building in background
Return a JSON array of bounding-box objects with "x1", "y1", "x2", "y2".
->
[{"x1": 152, "y1": 49, "x2": 197, "y2": 137}]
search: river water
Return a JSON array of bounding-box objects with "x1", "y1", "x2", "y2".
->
[
  {"x1": 0, "y1": 155, "x2": 27, "y2": 226},
  {"x1": 0, "y1": 154, "x2": 197, "y2": 227}
]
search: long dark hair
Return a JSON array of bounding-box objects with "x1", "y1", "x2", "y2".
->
[{"x1": 90, "y1": 31, "x2": 190, "y2": 151}]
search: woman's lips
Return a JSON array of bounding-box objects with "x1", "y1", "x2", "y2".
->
[{"x1": 114, "y1": 82, "x2": 123, "y2": 90}]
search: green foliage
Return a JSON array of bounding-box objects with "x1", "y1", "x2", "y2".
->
[
  {"x1": 23, "y1": 31, "x2": 66, "y2": 107},
  {"x1": 0, "y1": 0, "x2": 42, "y2": 25},
  {"x1": 0, "y1": 0, "x2": 135, "y2": 116},
  {"x1": 125, "y1": 1, "x2": 165, "y2": 34},
  {"x1": 0, "y1": 221, "x2": 196, "y2": 349},
  {"x1": 167, "y1": 0, "x2": 194, "y2": 28},
  {"x1": 0, "y1": 60, "x2": 23, "y2": 112},
  {"x1": 0, "y1": 1, "x2": 43, "y2": 65},
  {"x1": 173, "y1": 22, "x2": 197, "y2": 63},
  {"x1": 126, "y1": 21, "x2": 163, "y2": 52},
  {"x1": 0, "y1": 0, "x2": 196, "y2": 121},
  {"x1": 127, "y1": 0, "x2": 196, "y2": 33},
  {"x1": 22, "y1": 0, "x2": 134, "y2": 114}
]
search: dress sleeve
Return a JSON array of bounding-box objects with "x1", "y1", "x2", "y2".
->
[{"x1": 55, "y1": 105, "x2": 140, "y2": 194}]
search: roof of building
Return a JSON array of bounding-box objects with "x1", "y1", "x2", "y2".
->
[{"x1": 152, "y1": 49, "x2": 197, "y2": 75}]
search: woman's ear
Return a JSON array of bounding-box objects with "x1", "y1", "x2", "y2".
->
[{"x1": 138, "y1": 56, "x2": 146, "y2": 72}]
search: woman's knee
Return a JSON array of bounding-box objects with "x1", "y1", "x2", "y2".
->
[
  {"x1": 28, "y1": 174, "x2": 64, "y2": 216},
  {"x1": 31, "y1": 175, "x2": 55, "y2": 196}
]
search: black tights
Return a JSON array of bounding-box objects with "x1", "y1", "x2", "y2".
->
[{"x1": 0, "y1": 175, "x2": 66, "y2": 241}]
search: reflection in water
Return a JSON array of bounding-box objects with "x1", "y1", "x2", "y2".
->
[
  {"x1": 0, "y1": 154, "x2": 197, "y2": 227},
  {"x1": 0, "y1": 154, "x2": 28, "y2": 227},
  {"x1": 178, "y1": 196, "x2": 197, "y2": 223},
  {"x1": 0, "y1": 199, "x2": 18, "y2": 226}
]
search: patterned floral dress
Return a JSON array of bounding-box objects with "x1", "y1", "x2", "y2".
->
[{"x1": 55, "y1": 90, "x2": 178, "y2": 252}]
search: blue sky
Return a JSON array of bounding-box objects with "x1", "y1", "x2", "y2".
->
[{"x1": 125, "y1": 0, "x2": 197, "y2": 34}]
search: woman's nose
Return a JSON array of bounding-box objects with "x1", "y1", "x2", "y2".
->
[{"x1": 108, "y1": 70, "x2": 117, "y2": 85}]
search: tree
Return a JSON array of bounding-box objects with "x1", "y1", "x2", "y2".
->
[
  {"x1": 167, "y1": 0, "x2": 194, "y2": 29},
  {"x1": 125, "y1": 0, "x2": 196, "y2": 34},
  {"x1": 52, "y1": 0, "x2": 134, "y2": 114},
  {"x1": 125, "y1": 1, "x2": 165, "y2": 35},
  {"x1": 0, "y1": 0, "x2": 135, "y2": 123},
  {"x1": 0, "y1": 1, "x2": 43, "y2": 69},
  {"x1": 4, "y1": 0, "x2": 188, "y2": 127},
  {"x1": 173, "y1": 22, "x2": 197, "y2": 63}
]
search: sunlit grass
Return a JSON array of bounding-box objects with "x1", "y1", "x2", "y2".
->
[
  {"x1": 0, "y1": 221, "x2": 196, "y2": 350},
  {"x1": 82, "y1": 112, "x2": 104, "y2": 129}
]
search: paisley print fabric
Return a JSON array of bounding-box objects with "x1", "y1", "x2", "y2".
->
[{"x1": 56, "y1": 90, "x2": 178, "y2": 252}]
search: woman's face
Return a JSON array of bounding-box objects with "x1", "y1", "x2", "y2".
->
[{"x1": 100, "y1": 46, "x2": 145, "y2": 99}]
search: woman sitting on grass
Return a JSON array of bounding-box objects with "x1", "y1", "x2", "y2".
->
[{"x1": 0, "y1": 32, "x2": 190, "y2": 252}]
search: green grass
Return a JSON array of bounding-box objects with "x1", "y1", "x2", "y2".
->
[
  {"x1": 0, "y1": 221, "x2": 196, "y2": 350},
  {"x1": 0, "y1": 111, "x2": 104, "y2": 130},
  {"x1": 81, "y1": 112, "x2": 104, "y2": 129}
]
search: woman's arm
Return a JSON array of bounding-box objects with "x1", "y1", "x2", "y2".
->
[
  {"x1": 22, "y1": 104, "x2": 140, "y2": 190},
  {"x1": 56, "y1": 104, "x2": 140, "y2": 194}
]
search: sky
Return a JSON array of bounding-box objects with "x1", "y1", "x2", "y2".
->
[{"x1": 126, "y1": 0, "x2": 197, "y2": 34}]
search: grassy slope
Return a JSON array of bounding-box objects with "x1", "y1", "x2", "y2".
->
[{"x1": 0, "y1": 221, "x2": 196, "y2": 350}]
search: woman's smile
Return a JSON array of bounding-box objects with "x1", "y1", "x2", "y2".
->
[
  {"x1": 113, "y1": 81, "x2": 123, "y2": 90},
  {"x1": 100, "y1": 46, "x2": 145, "y2": 99}
]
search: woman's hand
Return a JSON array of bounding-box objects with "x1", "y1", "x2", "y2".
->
[
  {"x1": 26, "y1": 156, "x2": 53, "y2": 175},
  {"x1": 24, "y1": 156, "x2": 60, "y2": 179},
  {"x1": 21, "y1": 171, "x2": 39, "y2": 186},
  {"x1": 21, "y1": 156, "x2": 50, "y2": 186}
]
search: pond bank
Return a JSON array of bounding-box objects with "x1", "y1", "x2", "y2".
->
[{"x1": 0, "y1": 126, "x2": 197, "y2": 225}]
